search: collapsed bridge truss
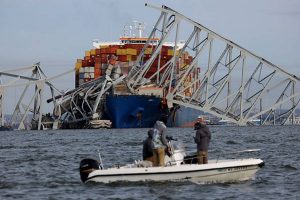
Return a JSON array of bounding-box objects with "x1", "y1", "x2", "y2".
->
[
  {"x1": 0, "y1": 63, "x2": 72, "y2": 130},
  {"x1": 126, "y1": 4, "x2": 300, "y2": 125}
]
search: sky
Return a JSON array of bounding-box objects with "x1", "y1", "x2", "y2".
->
[{"x1": 0, "y1": 0, "x2": 300, "y2": 112}]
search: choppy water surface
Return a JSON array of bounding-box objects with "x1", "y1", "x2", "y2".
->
[{"x1": 1, "y1": 126, "x2": 300, "y2": 200}]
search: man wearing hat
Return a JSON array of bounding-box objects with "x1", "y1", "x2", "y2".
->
[{"x1": 194, "y1": 117, "x2": 211, "y2": 164}]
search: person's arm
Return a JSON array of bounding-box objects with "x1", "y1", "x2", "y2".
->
[
  {"x1": 148, "y1": 139, "x2": 154, "y2": 152},
  {"x1": 194, "y1": 130, "x2": 200, "y2": 143},
  {"x1": 206, "y1": 127, "x2": 211, "y2": 140},
  {"x1": 142, "y1": 141, "x2": 147, "y2": 159},
  {"x1": 150, "y1": 139, "x2": 154, "y2": 150},
  {"x1": 161, "y1": 129, "x2": 168, "y2": 146}
]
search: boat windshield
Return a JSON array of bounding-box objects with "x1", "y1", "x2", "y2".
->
[{"x1": 172, "y1": 141, "x2": 185, "y2": 151}]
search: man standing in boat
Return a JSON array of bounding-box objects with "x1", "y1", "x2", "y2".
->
[
  {"x1": 194, "y1": 117, "x2": 211, "y2": 164},
  {"x1": 152, "y1": 115, "x2": 168, "y2": 167}
]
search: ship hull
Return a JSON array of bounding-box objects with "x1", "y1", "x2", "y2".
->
[
  {"x1": 173, "y1": 106, "x2": 203, "y2": 127},
  {"x1": 105, "y1": 95, "x2": 206, "y2": 128},
  {"x1": 105, "y1": 95, "x2": 163, "y2": 128}
]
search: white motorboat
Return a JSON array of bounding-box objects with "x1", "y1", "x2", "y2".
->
[{"x1": 79, "y1": 139, "x2": 264, "y2": 184}]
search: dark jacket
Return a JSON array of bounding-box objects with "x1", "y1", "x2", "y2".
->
[
  {"x1": 194, "y1": 123, "x2": 211, "y2": 151},
  {"x1": 143, "y1": 137, "x2": 154, "y2": 160}
]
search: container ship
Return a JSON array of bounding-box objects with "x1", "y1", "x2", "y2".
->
[{"x1": 74, "y1": 22, "x2": 202, "y2": 128}]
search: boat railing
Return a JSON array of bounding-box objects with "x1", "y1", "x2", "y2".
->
[
  {"x1": 97, "y1": 149, "x2": 104, "y2": 169},
  {"x1": 182, "y1": 149, "x2": 261, "y2": 164},
  {"x1": 215, "y1": 149, "x2": 261, "y2": 163}
]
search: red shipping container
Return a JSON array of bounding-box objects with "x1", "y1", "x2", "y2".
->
[
  {"x1": 118, "y1": 55, "x2": 127, "y2": 62},
  {"x1": 95, "y1": 57, "x2": 101, "y2": 64},
  {"x1": 94, "y1": 68, "x2": 102, "y2": 77},
  {"x1": 100, "y1": 48, "x2": 108, "y2": 54},
  {"x1": 109, "y1": 48, "x2": 118, "y2": 54},
  {"x1": 124, "y1": 44, "x2": 131, "y2": 48},
  {"x1": 109, "y1": 45, "x2": 118, "y2": 54},
  {"x1": 138, "y1": 44, "x2": 144, "y2": 50},
  {"x1": 82, "y1": 60, "x2": 88, "y2": 67},
  {"x1": 147, "y1": 67, "x2": 158, "y2": 74},
  {"x1": 131, "y1": 55, "x2": 137, "y2": 61},
  {"x1": 101, "y1": 54, "x2": 107, "y2": 63},
  {"x1": 87, "y1": 59, "x2": 95, "y2": 66},
  {"x1": 145, "y1": 70, "x2": 158, "y2": 78},
  {"x1": 96, "y1": 49, "x2": 101, "y2": 55},
  {"x1": 95, "y1": 63, "x2": 101, "y2": 69},
  {"x1": 161, "y1": 46, "x2": 168, "y2": 54},
  {"x1": 159, "y1": 59, "x2": 166, "y2": 67},
  {"x1": 150, "y1": 60, "x2": 158, "y2": 68}
]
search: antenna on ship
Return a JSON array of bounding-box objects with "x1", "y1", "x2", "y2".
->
[
  {"x1": 133, "y1": 20, "x2": 145, "y2": 38},
  {"x1": 123, "y1": 25, "x2": 134, "y2": 37},
  {"x1": 123, "y1": 21, "x2": 146, "y2": 39}
]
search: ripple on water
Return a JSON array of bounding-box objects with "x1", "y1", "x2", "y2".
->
[{"x1": 0, "y1": 126, "x2": 299, "y2": 200}]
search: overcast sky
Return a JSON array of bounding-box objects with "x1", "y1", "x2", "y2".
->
[{"x1": 1, "y1": 0, "x2": 300, "y2": 112}]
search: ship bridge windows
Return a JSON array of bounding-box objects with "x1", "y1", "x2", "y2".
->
[{"x1": 121, "y1": 40, "x2": 147, "y2": 44}]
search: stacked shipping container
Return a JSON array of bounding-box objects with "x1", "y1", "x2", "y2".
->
[{"x1": 75, "y1": 42, "x2": 197, "y2": 92}]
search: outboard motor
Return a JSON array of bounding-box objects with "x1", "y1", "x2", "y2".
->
[{"x1": 79, "y1": 158, "x2": 99, "y2": 183}]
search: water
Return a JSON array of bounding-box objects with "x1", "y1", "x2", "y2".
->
[{"x1": 1, "y1": 126, "x2": 299, "y2": 200}]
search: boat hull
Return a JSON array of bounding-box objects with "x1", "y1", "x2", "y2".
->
[{"x1": 85, "y1": 159, "x2": 264, "y2": 183}]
